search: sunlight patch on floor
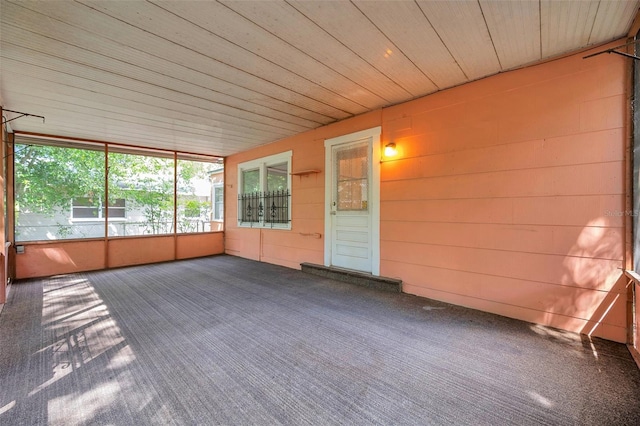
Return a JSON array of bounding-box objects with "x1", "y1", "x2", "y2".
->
[
  {"x1": 527, "y1": 390, "x2": 554, "y2": 408},
  {"x1": 22, "y1": 275, "x2": 143, "y2": 422},
  {"x1": 0, "y1": 401, "x2": 15, "y2": 415}
]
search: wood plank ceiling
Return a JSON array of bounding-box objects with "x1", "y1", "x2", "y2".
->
[{"x1": 1, "y1": 0, "x2": 638, "y2": 157}]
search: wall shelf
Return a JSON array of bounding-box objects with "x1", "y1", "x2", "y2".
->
[{"x1": 290, "y1": 169, "x2": 321, "y2": 176}]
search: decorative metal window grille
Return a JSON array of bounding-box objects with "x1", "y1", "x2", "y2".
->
[{"x1": 238, "y1": 190, "x2": 290, "y2": 227}]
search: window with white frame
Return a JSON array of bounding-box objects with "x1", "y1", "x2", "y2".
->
[
  {"x1": 237, "y1": 151, "x2": 291, "y2": 228},
  {"x1": 213, "y1": 183, "x2": 224, "y2": 221},
  {"x1": 71, "y1": 197, "x2": 126, "y2": 220}
]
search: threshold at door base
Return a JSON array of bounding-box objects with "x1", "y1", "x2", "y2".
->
[{"x1": 300, "y1": 263, "x2": 402, "y2": 293}]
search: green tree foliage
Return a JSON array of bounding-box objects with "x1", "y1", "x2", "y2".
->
[{"x1": 15, "y1": 144, "x2": 105, "y2": 214}]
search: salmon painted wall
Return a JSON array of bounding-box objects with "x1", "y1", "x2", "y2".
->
[
  {"x1": 108, "y1": 236, "x2": 175, "y2": 269},
  {"x1": 15, "y1": 232, "x2": 224, "y2": 279},
  {"x1": 380, "y1": 44, "x2": 627, "y2": 343},
  {"x1": 16, "y1": 240, "x2": 106, "y2": 278},
  {"x1": 226, "y1": 42, "x2": 630, "y2": 343},
  {"x1": 225, "y1": 111, "x2": 381, "y2": 270},
  {"x1": 635, "y1": 282, "x2": 640, "y2": 356},
  {"x1": 176, "y1": 233, "x2": 224, "y2": 260}
]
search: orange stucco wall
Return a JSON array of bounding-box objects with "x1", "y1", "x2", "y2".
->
[
  {"x1": 15, "y1": 232, "x2": 224, "y2": 279},
  {"x1": 226, "y1": 42, "x2": 630, "y2": 343}
]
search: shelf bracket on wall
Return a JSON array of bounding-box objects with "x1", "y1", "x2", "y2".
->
[
  {"x1": 2, "y1": 109, "x2": 46, "y2": 125},
  {"x1": 290, "y1": 169, "x2": 321, "y2": 177}
]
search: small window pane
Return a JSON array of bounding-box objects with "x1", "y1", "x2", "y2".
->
[
  {"x1": 242, "y1": 169, "x2": 260, "y2": 194},
  {"x1": 213, "y1": 185, "x2": 224, "y2": 221},
  {"x1": 267, "y1": 162, "x2": 288, "y2": 192},
  {"x1": 72, "y1": 197, "x2": 100, "y2": 219},
  {"x1": 107, "y1": 199, "x2": 126, "y2": 218}
]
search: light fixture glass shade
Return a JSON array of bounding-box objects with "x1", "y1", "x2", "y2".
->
[{"x1": 384, "y1": 143, "x2": 397, "y2": 157}]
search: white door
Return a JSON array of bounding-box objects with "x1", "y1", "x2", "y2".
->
[{"x1": 324, "y1": 127, "x2": 380, "y2": 275}]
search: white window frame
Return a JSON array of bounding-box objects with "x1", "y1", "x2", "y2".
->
[
  {"x1": 70, "y1": 198, "x2": 127, "y2": 222},
  {"x1": 237, "y1": 151, "x2": 292, "y2": 229},
  {"x1": 212, "y1": 183, "x2": 224, "y2": 222}
]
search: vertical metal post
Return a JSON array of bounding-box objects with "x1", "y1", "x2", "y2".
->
[
  {"x1": 6, "y1": 133, "x2": 15, "y2": 256},
  {"x1": 631, "y1": 39, "x2": 640, "y2": 271},
  {"x1": 104, "y1": 144, "x2": 109, "y2": 269},
  {"x1": 173, "y1": 152, "x2": 178, "y2": 259},
  {"x1": 632, "y1": 32, "x2": 640, "y2": 348}
]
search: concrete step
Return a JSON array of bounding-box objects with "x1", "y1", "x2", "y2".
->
[{"x1": 300, "y1": 262, "x2": 402, "y2": 293}]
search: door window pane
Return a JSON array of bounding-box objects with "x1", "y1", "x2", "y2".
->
[{"x1": 335, "y1": 143, "x2": 369, "y2": 211}]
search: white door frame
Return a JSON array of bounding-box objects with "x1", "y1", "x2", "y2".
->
[{"x1": 324, "y1": 126, "x2": 381, "y2": 276}]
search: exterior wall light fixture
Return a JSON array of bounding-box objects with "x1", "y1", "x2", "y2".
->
[{"x1": 384, "y1": 142, "x2": 397, "y2": 157}]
